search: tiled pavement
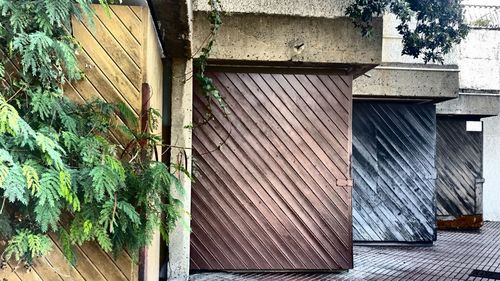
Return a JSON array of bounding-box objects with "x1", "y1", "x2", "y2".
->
[{"x1": 190, "y1": 221, "x2": 500, "y2": 281}]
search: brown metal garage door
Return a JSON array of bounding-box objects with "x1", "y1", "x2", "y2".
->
[{"x1": 190, "y1": 71, "x2": 353, "y2": 271}]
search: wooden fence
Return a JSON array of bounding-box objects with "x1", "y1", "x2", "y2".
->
[{"x1": 1, "y1": 4, "x2": 163, "y2": 281}]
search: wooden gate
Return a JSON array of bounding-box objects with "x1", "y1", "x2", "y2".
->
[
  {"x1": 436, "y1": 116, "x2": 484, "y2": 229},
  {"x1": 352, "y1": 102, "x2": 437, "y2": 243},
  {"x1": 190, "y1": 71, "x2": 353, "y2": 271}
]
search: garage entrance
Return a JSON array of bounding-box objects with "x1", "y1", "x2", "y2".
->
[
  {"x1": 436, "y1": 116, "x2": 484, "y2": 229},
  {"x1": 190, "y1": 71, "x2": 353, "y2": 271}
]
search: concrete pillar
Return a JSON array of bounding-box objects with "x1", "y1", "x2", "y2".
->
[
  {"x1": 483, "y1": 115, "x2": 500, "y2": 221},
  {"x1": 168, "y1": 58, "x2": 193, "y2": 281}
]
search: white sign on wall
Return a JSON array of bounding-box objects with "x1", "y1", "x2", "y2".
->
[{"x1": 466, "y1": 121, "x2": 483, "y2": 132}]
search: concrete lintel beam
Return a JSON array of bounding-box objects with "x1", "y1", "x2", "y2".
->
[
  {"x1": 193, "y1": 0, "x2": 354, "y2": 19},
  {"x1": 353, "y1": 64, "x2": 460, "y2": 100},
  {"x1": 193, "y1": 12, "x2": 383, "y2": 67},
  {"x1": 437, "y1": 93, "x2": 500, "y2": 117}
]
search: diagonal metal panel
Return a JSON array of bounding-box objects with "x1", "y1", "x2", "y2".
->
[
  {"x1": 352, "y1": 102, "x2": 437, "y2": 242},
  {"x1": 436, "y1": 117, "x2": 483, "y2": 222},
  {"x1": 190, "y1": 72, "x2": 353, "y2": 271}
]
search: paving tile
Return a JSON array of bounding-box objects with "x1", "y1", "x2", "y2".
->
[{"x1": 190, "y1": 222, "x2": 500, "y2": 281}]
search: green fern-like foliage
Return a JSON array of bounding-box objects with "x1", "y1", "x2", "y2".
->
[
  {"x1": 0, "y1": 0, "x2": 184, "y2": 269},
  {"x1": 346, "y1": 0, "x2": 469, "y2": 63}
]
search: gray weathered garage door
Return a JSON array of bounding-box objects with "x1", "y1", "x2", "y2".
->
[
  {"x1": 352, "y1": 102, "x2": 437, "y2": 243},
  {"x1": 190, "y1": 71, "x2": 353, "y2": 271},
  {"x1": 436, "y1": 116, "x2": 484, "y2": 229}
]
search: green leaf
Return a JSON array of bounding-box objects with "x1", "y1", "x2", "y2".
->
[
  {"x1": 15, "y1": 119, "x2": 37, "y2": 149},
  {"x1": 22, "y1": 163, "x2": 40, "y2": 194},
  {"x1": 59, "y1": 111, "x2": 77, "y2": 133},
  {"x1": 3, "y1": 163, "x2": 28, "y2": 205},
  {"x1": 105, "y1": 155, "x2": 125, "y2": 183},
  {"x1": 79, "y1": 137, "x2": 102, "y2": 165},
  {"x1": 117, "y1": 201, "x2": 140, "y2": 225},
  {"x1": 34, "y1": 202, "x2": 61, "y2": 232},
  {"x1": 4, "y1": 230, "x2": 52, "y2": 264},
  {"x1": 89, "y1": 165, "x2": 118, "y2": 202},
  {"x1": 59, "y1": 168, "x2": 79, "y2": 211},
  {"x1": 0, "y1": 95, "x2": 20, "y2": 135},
  {"x1": 38, "y1": 169, "x2": 59, "y2": 208},
  {"x1": 61, "y1": 131, "x2": 79, "y2": 151},
  {"x1": 34, "y1": 169, "x2": 63, "y2": 230},
  {"x1": 0, "y1": 149, "x2": 13, "y2": 187},
  {"x1": 59, "y1": 228, "x2": 76, "y2": 266},
  {"x1": 99, "y1": 199, "x2": 116, "y2": 233},
  {"x1": 94, "y1": 227, "x2": 112, "y2": 252},
  {"x1": 36, "y1": 132, "x2": 65, "y2": 170},
  {"x1": 31, "y1": 88, "x2": 56, "y2": 120},
  {"x1": 0, "y1": 162, "x2": 9, "y2": 187}
]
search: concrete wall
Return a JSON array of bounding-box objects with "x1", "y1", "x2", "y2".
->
[
  {"x1": 467, "y1": 24, "x2": 500, "y2": 221},
  {"x1": 354, "y1": 64, "x2": 459, "y2": 100},
  {"x1": 462, "y1": 0, "x2": 500, "y2": 6},
  {"x1": 353, "y1": 14, "x2": 460, "y2": 100},
  {"x1": 433, "y1": 4, "x2": 500, "y2": 222},
  {"x1": 381, "y1": 14, "x2": 459, "y2": 65},
  {"x1": 458, "y1": 29, "x2": 500, "y2": 92},
  {"x1": 437, "y1": 94, "x2": 500, "y2": 116},
  {"x1": 437, "y1": 7, "x2": 500, "y2": 116},
  {"x1": 484, "y1": 115, "x2": 500, "y2": 221},
  {"x1": 192, "y1": 12, "x2": 383, "y2": 67},
  {"x1": 193, "y1": 0, "x2": 353, "y2": 18}
]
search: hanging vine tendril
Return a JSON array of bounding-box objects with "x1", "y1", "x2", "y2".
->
[{"x1": 190, "y1": 0, "x2": 227, "y2": 129}]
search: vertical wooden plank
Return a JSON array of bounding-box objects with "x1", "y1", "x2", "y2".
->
[{"x1": 141, "y1": 6, "x2": 163, "y2": 281}]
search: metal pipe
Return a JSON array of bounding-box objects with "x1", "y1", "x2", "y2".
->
[{"x1": 139, "y1": 82, "x2": 151, "y2": 281}]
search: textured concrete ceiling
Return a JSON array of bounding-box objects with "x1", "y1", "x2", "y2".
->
[{"x1": 150, "y1": 0, "x2": 192, "y2": 58}]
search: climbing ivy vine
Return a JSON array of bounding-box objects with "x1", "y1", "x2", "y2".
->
[
  {"x1": 192, "y1": 0, "x2": 226, "y2": 127},
  {"x1": 346, "y1": 0, "x2": 469, "y2": 63},
  {"x1": 0, "y1": 0, "x2": 184, "y2": 269}
]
